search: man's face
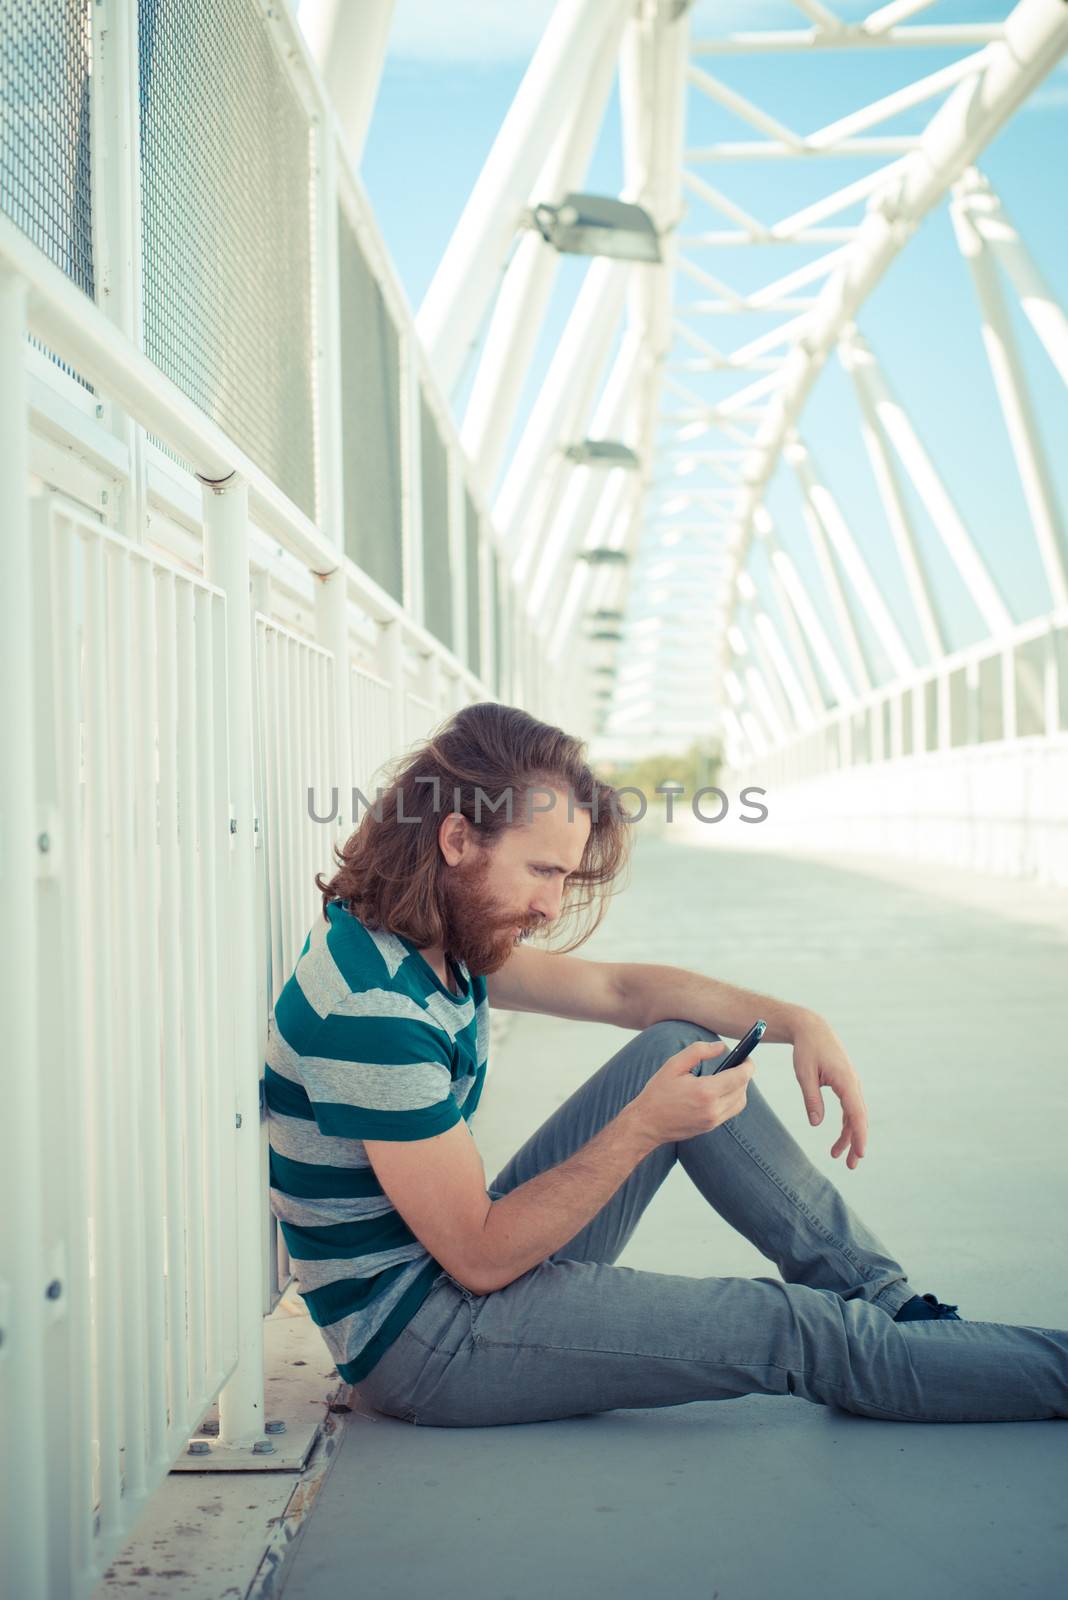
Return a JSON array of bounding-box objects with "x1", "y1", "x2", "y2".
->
[{"x1": 439, "y1": 786, "x2": 592, "y2": 975}]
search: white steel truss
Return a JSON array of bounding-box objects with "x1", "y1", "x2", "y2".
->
[{"x1": 410, "y1": 0, "x2": 1068, "y2": 753}]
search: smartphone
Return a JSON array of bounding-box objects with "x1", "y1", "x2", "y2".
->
[{"x1": 694, "y1": 1019, "x2": 767, "y2": 1075}]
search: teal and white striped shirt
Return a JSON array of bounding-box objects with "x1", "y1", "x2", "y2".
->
[{"x1": 266, "y1": 897, "x2": 489, "y2": 1383}]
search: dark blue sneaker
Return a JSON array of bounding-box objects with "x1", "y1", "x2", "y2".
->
[{"x1": 894, "y1": 1292, "x2": 962, "y2": 1323}]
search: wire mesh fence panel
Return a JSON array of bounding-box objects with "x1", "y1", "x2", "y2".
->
[
  {"x1": 138, "y1": 0, "x2": 317, "y2": 514},
  {"x1": 421, "y1": 391, "x2": 452, "y2": 649},
  {"x1": 1, "y1": 0, "x2": 95, "y2": 388},
  {"x1": 338, "y1": 205, "x2": 404, "y2": 600},
  {"x1": 27, "y1": 501, "x2": 237, "y2": 1595}
]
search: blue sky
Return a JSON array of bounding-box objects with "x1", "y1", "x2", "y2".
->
[{"x1": 354, "y1": 1, "x2": 1068, "y2": 674}]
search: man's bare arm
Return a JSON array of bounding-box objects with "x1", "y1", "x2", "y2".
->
[
  {"x1": 618, "y1": 962, "x2": 811, "y2": 1044},
  {"x1": 488, "y1": 945, "x2": 811, "y2": 1043}
]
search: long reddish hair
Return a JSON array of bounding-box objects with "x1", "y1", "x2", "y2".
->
[{"x1": 315, "y1": 701, "x2": 631, "y2": 953}]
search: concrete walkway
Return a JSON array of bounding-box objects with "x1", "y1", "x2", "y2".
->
[{"x1": 278, "y1": 833, "x2": 1068, "y2": 1600}]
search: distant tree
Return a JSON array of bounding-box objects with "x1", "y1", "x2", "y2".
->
[{"x1": 597, "y1": 739, "x2": 723, "y2": 813}]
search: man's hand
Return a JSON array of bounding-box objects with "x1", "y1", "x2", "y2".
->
[{"x1": 790, "y1": 1012, "x2": 869, "y2": 1170}]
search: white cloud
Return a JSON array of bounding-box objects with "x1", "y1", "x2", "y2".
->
[
  {"x1": 384, "y1": 0, "x2": 557, "y2": 63},
  {"x1": 378, "y1": 0, "x2": 1014, "y2": 65}
]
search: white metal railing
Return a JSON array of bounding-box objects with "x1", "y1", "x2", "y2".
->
[
  {"x1": 350, "y1": 662, "x2": 398, "y2": 800},
  {"x1": 0, "y1": 4, "x2": 562, "y2": 1595},
  {"x1": 731, "y1": 606, "x2": 1068, "y2": 789},
  {"x1": 254, "y1": 616, "x2": 339, "y2": 1013},
  {"x1": 16, "y1": 499, "x2": 240, "y2": 1589},
  {"x1": 719, "y1": 607, "x2": 1068, "y2": 887}
]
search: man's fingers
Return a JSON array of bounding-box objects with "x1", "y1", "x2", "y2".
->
[
  {"x1": 800, "y1": 1076, "x2": 824, "y2": 1125},
  {"x1": 831, "y1": 1117, "x2": 867, "y2": 1168},
  {"x1": 844, "y1": 1095, "x2": 868, "y2": 1159}
]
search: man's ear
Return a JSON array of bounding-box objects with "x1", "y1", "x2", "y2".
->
[{"x1": 438, "y1": 810, "x2": 470, "y2": 867}]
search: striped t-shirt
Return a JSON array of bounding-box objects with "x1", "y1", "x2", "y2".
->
[{"x1": 265, "y1": 896, "x2": 490, "y2": 1383}]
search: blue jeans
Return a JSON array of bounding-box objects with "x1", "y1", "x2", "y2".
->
[{"x1": 357, "y1": 1021, "x2": 1068, "y2": 1426}]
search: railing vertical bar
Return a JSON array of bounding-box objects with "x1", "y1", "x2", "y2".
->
[
  {"x1": 309, "y1": 646, "x2": 322, "y2": 881},
  {"x1": 316, "y1": 648, "x2": 327, "y2": 893},
  {"x1": 265, "y1": 627, "x2": 285, "y2": 1007},
  {"x1": 29, "y1": 505, "x2": 77, "y2": 1595},
  {"x1": 175, "y1": 579, "x2": 208, "y2": 1397},
  {"x1": 203, "y1": 476, "x2": 268, "y2": 1447},
  {"x1": 215, "y1": 593, "x2": 240, "y2": 1366},
  {"x1": 321, "y1": 649, "x2": 336, "y2": 870},
  {"x1": 259, "y1": 620, "x2": 279, "y2": 998},
  {"x1": 47, "y1": 513, "x2": 97, "y2": 1585},
  {"x1": 274, "y1": 633, "x2": 289, "y2": 970},
  {"x1": 360, "y1": 669, "x2": 372, "y2": 796},
  {"x1": 0, "y1": 204, "x2": 49, "y2": 1600},
  {"x1": 251, "y1": 615, "x2": 273, "y2": 1026},
  {"x1": 130, "y1": 553, "x2": 169, "y2": 1471},
  {"x1": 352, "y1": 668, "x2": 365, "y2": 792},
  {"x1": 314, "y1": 649, "x2": 328, "y2": 901},
  {"x1": 364, "y1": 671, "x2": 375, "y2": 795},
  {"x1": 282, "y1": 633, "x2": 300, "y2": 966},
  {"x1": 194, "y1": 585, "x2": 225, "y2": 1383},
  {"x1": 277, "y1": 635, "x2": 294, "y2": 973},
  {"x1": 297, "y1": 637, "x2": 312, "y2": 932},
  {"x1": 82, "y1": 532, "x2": 125, "y2": 1538},
  {"x1": 105, "y1": 543, "x2": 151, "y2": 1504},
  {"x1": 297, "y1": 639, "x2": 312, "y2": 946},
  {"x1": 315, "y1": 649, "x2": 329, "y2": 902},
  {"x1": 154, "y1": 568, "x2": 191, "y2": 1441}
]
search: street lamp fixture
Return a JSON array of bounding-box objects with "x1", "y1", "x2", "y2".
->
[
  {"x1": 577, "y1": 548, "x2": 629, "y2": 565},
  {"x1": 564, "y1": 439, "x2": 642, "y2": 468},
  {"x1": 529, "y1": 193, "x2": 661, "y2": 263}
]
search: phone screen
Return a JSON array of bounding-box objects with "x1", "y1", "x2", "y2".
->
[{"x1": 709, "y1": 1019, "x2": 767, "y2": 1074}]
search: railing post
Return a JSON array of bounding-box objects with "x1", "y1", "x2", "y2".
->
[
  {"x1": 0, "y1": 267, "x2": 50, "y2": 1597},
  {"x1": 200, "y1": 473, "x2": 268, "y2": 1448}
]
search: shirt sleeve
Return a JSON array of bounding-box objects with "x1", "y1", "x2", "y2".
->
[{"x1": 297, "y1": 999, "x2": 462, "y2": 1142}]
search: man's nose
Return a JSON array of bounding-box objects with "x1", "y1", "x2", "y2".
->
[{"x1": 530, "y1": 886, "x2": 563, "y2": 922}]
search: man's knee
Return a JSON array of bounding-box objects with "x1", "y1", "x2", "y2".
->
[{"x1": 638, "y1": 1018, "x2": 722, "y2": 1055}]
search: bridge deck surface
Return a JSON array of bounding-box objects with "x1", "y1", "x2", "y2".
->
[{"x1": 280, "y1": 834, "x2": 1068, "y2": 1600}]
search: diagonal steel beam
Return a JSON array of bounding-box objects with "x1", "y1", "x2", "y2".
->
[
  {"x1": 838, "y1": 329, "x2": 948, "y2": 660},
  {"x1": 950, "y1": 183, "x2": 1068, "y2": 609},
  {"x1": 714, "y1": 0, "x2": 1068, "y2": 711}
]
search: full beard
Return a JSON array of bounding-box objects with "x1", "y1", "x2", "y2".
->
[{"x1": 439, "y1": 852, "x2": 540, "y2": 977}]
